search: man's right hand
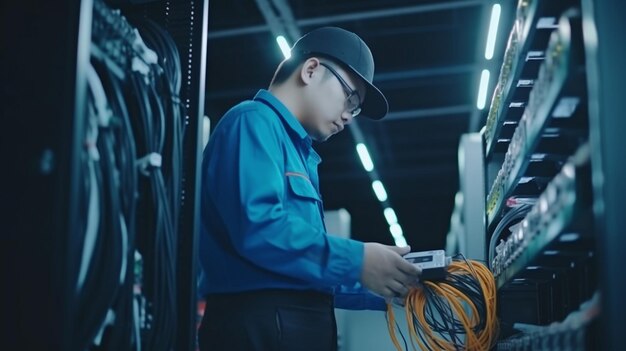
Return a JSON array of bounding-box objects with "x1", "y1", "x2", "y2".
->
[{"x1": 360, "y1": 243, "x2": 421, "y2": 299}]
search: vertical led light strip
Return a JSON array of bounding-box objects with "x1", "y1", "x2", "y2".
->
[
  {"x1": 485, "y1": 4, "x2": 502, "y2": 60},
  {"x1": 477, "y1": 69, "x2": 491, "y2": 110},
  {"x1": 476, "y1": 3, "x2": 501, "y2": 111}
]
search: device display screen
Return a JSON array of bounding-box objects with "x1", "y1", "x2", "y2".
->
[{"x1": 409, "y1": 255, "x2": 433, "y2": 263}]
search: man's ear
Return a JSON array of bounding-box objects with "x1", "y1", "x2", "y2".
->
[{"x1": 300, "y1": 57, "x2": 321, "y2": 85}]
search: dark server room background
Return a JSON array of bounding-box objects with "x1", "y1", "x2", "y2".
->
[{"x1": 2, "y1": 0, "x2": 625, "y2": 350}]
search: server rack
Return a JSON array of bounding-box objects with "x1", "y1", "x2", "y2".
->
[
  {"x1": 2, "y1": 0, "x2": 208, "y2": 350},
  {"x1": 473, "y1": 0, "x2": 625, "y2": 349},
  {"x1": 581, "y1": 0, "x2": 626, "y2": 349}
]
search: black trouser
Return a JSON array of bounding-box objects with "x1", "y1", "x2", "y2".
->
[{"x1": 198, "y1": 289, "x2": 338, "y2": 351}]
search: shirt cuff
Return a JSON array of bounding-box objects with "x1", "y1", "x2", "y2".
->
[
  {"x1": 326, "y1": 235, "x2": 364, "y2": 286},
  {"x1": 334, "y1": 290, "x2": 387, "y2": 311}
]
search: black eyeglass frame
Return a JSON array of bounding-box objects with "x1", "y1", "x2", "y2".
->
[{"x1": 319, "y1": 62, "x2": 362, "y2": 117}]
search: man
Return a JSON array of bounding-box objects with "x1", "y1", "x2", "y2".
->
[{"x1": 198, "y1": 27, "x2": 420, "y2": 351}]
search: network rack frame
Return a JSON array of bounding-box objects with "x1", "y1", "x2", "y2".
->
[
  {"x1": 2, "y1": 1, "x2": 208, "y2": 350},
  {"x1": 476, "y1": 0, "x2": 626, "y2": 349}
]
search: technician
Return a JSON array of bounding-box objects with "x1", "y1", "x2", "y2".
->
[{"x1": 198, "y1": 27, "x2": 421, "y2": 351}]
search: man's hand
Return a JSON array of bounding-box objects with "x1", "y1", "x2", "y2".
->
[{"x1": 360, "y1": 243, "x2": 421, "y2": 299}]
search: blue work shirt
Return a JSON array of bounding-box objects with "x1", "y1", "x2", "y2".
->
[{"x1": 198, "y1": 89, "x2": 385, "y2": 310}]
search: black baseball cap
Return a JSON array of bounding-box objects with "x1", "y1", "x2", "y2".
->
[{"x1": 290, "y1": 27, "x2": 389, "y2": 120}]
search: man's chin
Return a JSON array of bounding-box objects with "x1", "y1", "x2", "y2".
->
[{"x1": 311, "y1": 131, "x2": 334, "y2": 142}]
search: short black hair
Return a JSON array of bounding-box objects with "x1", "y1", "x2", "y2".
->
[
  {"x1": 270, "y1": 53, "x2": 311, "y2": 86},
  {"x1": 269, "y1": 53, "x2": 339, "y2": 86}
]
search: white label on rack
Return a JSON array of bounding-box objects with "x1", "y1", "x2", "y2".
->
[
  {"x1": 553, "y1": 97, "x2": 580, "y2": 118},
  {"x1": 544, "y1": 127, "x2": 560, "y2": 134},
  {"x1": 517, "y1": 79, "x2": 534, "y2": 87},
  {"x1": 537, "y1": 17, "x2": 558, "y2": 29},
  {"x1": 560, "y1": 233, "x2": 580, "y2": 242},
  {"x1": 526, "y1": 51, "x2": 545, "y2": 60}
]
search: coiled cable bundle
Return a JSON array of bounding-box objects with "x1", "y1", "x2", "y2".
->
[{"x1": 387, "y1": 256, "x2": 499, "y2": 351}]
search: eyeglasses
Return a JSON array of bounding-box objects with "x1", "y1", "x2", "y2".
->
[{"x1": 319, "y1": 62, "x2": 362, "y2": 118}]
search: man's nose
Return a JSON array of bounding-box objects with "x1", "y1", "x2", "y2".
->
[{"x1": 341, "y1": 110, "x2": 354, "y2": 125}]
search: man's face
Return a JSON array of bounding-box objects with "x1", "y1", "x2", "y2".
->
[{"x1": 300, "y1": 59, "x2": 366, "y2": 142}]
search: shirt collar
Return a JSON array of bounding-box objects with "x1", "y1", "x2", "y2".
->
[{"x1": 254, "y1": 89, "x2": 310, "y2": 141}]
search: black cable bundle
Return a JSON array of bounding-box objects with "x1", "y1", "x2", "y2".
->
[
  {"x1": 74, "y1": 1, "x2": 184, "y2": 350},
  {"x1": 136, "y1": 18, "x2": 184, "y2": 236},
  {"x1": 128, "y1": 70, "x2": 178, "y2": 351},
  {"x1": 74, "y1": 3, "x2": 143, "y2": 350},
  {"x1": 74, "y1": 59, "x2": 130, "y2": 351},
  {"x1": 92, "y1": 61, "x2": 140, "y2": 351},
  {"x1": 123, "y1": 17, "x2": 183, "y2": 351},
  {"x1": 489, "y1": 204, "x2": 533, "y2": 269}
]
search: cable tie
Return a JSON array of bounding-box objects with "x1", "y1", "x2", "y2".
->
[
  {"x1": 84, "y1": 140, "x2": 101, "y2": 161},
  {"x1": 93, "y1": 309, "x2": 116, "y2": 346},
  {"x1": 137, "y1": 152, "x2": 162, "y2": 176},
  {"x1": 131, "y1": 28, "x2": 158, "y2": 65},
  {"x1": 98, "y1": 108, "x2": 113, "y2": 128},
  {"x1": 132, "y1": 56, "x2": 151, "y2": 76}
]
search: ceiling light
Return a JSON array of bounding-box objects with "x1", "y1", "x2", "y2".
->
[
  {"x1": 389, "y1": 223, "x2": 404, "y2": 238},
  {"x1": 372, "y1": 180, "x2": 388, "y2": 202},
  {"x1": 276, "y1": 35, "x2": 291, "y2": 59},
  {"x1": 383, "y1": 207, "x2": 398, "y2": 225},
  {"x1": 393, "y1": 236, "x2": 408, "y2": 248},
  {"x1": 356, "y1": 143, "x2": 374, "y2": 172}
]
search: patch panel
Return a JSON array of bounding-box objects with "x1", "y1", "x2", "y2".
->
[
  {"x1": 471, "y1": 0, "x2": 626, "y2": 349},
  {"x1": 496, "y1": 292, "x2": 599, "y2": 350},
  {"x1": 491, "y1": 144, "x2": 591, "y2": 287},
  {"x1": 485, "y1": 9, "x2": 585, "y2": 230},
  {"x1": 484, "y1": 0, "x2": 573, "y2": 157}
]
